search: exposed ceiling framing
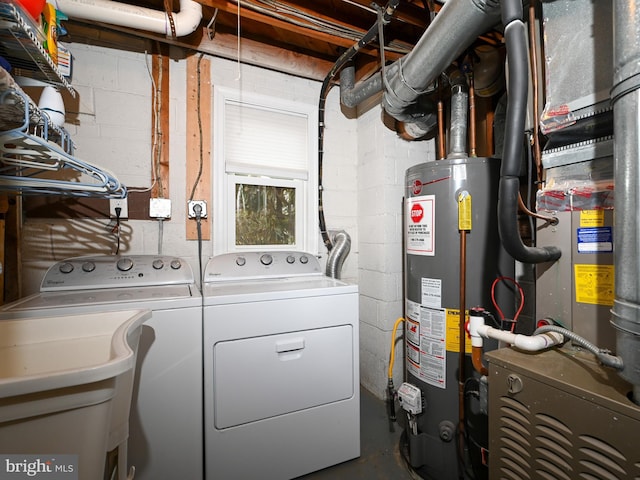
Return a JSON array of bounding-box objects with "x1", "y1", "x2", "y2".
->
[{"x1": 62, "y1": 0, "x2": 441, "y2": 81}]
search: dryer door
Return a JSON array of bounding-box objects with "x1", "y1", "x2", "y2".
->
[{"x1": 213, "y1": 325, "x2": 354, "y2": 429}]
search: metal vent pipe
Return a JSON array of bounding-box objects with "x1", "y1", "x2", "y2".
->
[
  {"x1": 326, "y1": 231, "x2": 351, "y2": 279},
  {"x1": 611, "y1": 0, "x2": 640, "y2": 404}
]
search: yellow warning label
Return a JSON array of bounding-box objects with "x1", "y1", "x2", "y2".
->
[
  {"x1": 445, "y1": 308, "x2": 472, "y2": 353},
  {"x1": 458, "y1": 191, "x2": 472, "y2": 231},
  {"x1": 580, "y1": 210, "x2": 605, "y2": 227},
  {"x1": 574, "y1": 264, "x2": 614, "y2": 306}
]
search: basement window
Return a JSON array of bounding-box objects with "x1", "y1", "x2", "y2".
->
[{"x1": 213, "y1": 87, "x2": 318, "y2": 254}]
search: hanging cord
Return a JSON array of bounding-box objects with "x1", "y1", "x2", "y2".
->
[
  {"x1": 112, "y1": 207, "x2": 122, "y2": 255},
  {"x1": 189, "y1": 53, "x2": 206, "y2": 202},
  {"x1": 491, "y1": 276, "x2": 525, "y2": 332},
  {"x1": 192, "y1": 203, "x2": 204, "y2": 288},
  {"x1": 317, "y1": 0, "x2": 400, "y2": 251}
]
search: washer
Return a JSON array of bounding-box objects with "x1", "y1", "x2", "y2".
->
[
  {"x1": 0, "y1": 255, "x2": 203, "y2": 480},
  {"x1": 203, "y1": 251, "x2": 360, "y2": 480}
]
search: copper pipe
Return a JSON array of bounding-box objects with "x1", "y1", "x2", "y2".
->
[
  {"x1": 528, "y1": 0, "x2": 543, "y2": 185},
  {"x1": 437, "y1": 98, "x2": 446, "y2": 159},
  {"x1": 468, "y1": 76, "x2": 477, "y2": 157},
  {"x1": 472, "y1": 346, "x2": 488, "y2": 376},
  {"x1": 458, "y1": 228, "x2": 467, "y2": 463},
  {"x1": 518, "y1": 192, "x2": 558, "y2": 225}
]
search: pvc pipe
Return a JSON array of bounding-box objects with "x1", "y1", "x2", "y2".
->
[
  {"x1": 55, "y1": 0, "x2": 202, "y2": 37},
  {"x1": 469, "y1": 314, "x2": 564, "y2": 352},
  {"x1": 479, "y1": 324, "x2": 564, "y2": 351}
]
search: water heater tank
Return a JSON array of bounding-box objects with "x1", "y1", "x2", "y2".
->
[{"x1": 404, "y1": 157, "x2": 512, "y2": 480}]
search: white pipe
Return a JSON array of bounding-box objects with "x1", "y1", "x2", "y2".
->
[
  {"x1": 469, "y1": 314, "x2": 564, "y2": 352},
  {"x1": 54, "y1": 0, "x2": 202, "y2": 37}
]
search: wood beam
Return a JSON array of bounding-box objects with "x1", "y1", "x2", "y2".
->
[
  {"x1": 186, "y1": 54, "x2": 212, "y2": 240},
  {"x1": 202, "y1": 0, "x2": 404, "y2": 59},
  {"x1": 151, "y1": 44, "x2": 171, "y2": 198}
]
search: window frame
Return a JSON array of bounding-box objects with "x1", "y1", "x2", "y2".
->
[{"x1": 212, "y1": 86, "x2": 318, "y2": 255}]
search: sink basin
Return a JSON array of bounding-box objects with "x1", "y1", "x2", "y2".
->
[{"x1": 0, "y1": 309, "x2": 151, "y2": 479}]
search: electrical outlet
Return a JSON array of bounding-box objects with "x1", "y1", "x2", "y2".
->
[
  {"x1": 150, "y1": 198, "x2": 172, "y2": 219},
  {"x1": 188, "y1": 200, "x2": 207, "y2": 219},
  {"x1": 109, "y1": 198, "x2": 128, "y2": 219}
]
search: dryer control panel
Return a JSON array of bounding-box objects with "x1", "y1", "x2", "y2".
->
[
  {"x1": 41, "y1": 255, "x2": 195, "y2": 291},
  {"x1": 204, "y1": 251, "x2": 322, "y2": 282}
]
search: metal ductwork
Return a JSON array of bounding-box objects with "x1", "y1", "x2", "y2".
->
[
  {"x1": 447, "y1": 72, "x2": 468, "y2": 159},
  {"x1": 340, "y1": 0, "x2": 501, "y2": 138},
  {"x1": 611, "y1": 0, "x2": 640, "y2": 405},
  {"x1": 55, "y1": 0, "x2": 202, "y2": 37},
  {"x1": 381, "y1": 0, "x2": 501, "y2": 129},
  {"x1": 325, "y1": 231, "x2": 351, "y2": 279}
]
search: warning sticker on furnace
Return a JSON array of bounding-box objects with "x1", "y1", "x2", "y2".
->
[
  {"x1": 406, "y1": 195, "x2": 435, "y2": 256},
  {"x1": 574, "y1": 264, "x2": 614, "y2": 306}
]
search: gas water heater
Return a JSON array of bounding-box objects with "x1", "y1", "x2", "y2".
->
[{"x1": 403, "y1": 157, "x2": 512, "y2": 480}]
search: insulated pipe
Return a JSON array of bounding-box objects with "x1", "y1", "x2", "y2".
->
[
  {"x1": 498, "y1": 0, "x2": 561, "y2": 264},
  {"x1": 55, "y1": 0, "x2": 202, "y2": 37},
  {"x1": 325, "y1": 231, "x2": 351, "y2": 279},
  {"x1": 610, "y1": 0, "x2": 640, "y2": 404},
  {"x1": 448, "y1": 73, "x2": 468, "y2": 159}
]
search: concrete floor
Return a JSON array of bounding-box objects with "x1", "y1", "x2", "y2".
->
[{"x1": 298, "y1": 387, "x2": 415, "y2": 479}]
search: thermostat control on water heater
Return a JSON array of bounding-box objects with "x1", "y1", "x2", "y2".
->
[{"x1": 397, "y1": 382, "x2": 423, "y2": 415}]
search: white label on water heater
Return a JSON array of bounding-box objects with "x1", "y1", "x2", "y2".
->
[
  {"x1": 406, "y1": 195, "x2": 435, "y2": 256},
  {"x1": 421, "y1": 277, "x2": 442, "y2": 309},
  {"x1": 406, "y1": 305, "x2": 447, "y2": 390}
]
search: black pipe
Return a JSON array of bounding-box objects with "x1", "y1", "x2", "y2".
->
[{"x1": 498, "y1": 0, "x2": 561, "y2": 264}]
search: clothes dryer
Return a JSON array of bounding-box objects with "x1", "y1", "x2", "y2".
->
[
  {"x1": 0, "y1": 255, "x2": 203, "y2": 480},
  {"x1": 202, "y1": 251, "x2": 360, "y2": 480}
]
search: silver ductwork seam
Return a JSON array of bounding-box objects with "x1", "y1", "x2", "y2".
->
[{"x1": 611, "y1": 0, "x2": 640, "y2": 404}]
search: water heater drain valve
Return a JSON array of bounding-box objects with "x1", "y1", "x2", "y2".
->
[{"x1": 397, "y1": 382, "x2": 423, "y2": 415}]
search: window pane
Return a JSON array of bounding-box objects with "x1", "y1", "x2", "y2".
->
[{"x1": 235, "y1": 184, "x2": 296, "y2": 246}]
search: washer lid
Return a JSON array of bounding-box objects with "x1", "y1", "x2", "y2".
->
[{"x1": 2, "y1": 284, "x2": 197, "y2": 313}]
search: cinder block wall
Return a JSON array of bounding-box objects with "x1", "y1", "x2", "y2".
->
[
  {"x1": 356, "y1": 105, "x2": 434, "y2": 397},
  {"x1": 21, "y1": 42, "x2": 435, "y2": 398}
]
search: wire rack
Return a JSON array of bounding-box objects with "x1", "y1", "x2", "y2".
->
[{"x1": 0, "y1": 3, "x2": 126, "y2": 198}]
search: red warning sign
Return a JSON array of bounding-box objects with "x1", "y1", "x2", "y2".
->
[{"x1": 410, "y1": 203, "x2": 424, "y2": 223}]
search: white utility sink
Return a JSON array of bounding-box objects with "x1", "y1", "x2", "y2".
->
[{"x1": 0, "y1": 309, "x2": 151, "y2": 479}]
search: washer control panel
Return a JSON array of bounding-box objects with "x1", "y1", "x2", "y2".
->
[
  {"x1": 41, "y1": 255, "x2": 195, "y2": 291},
  {"x1": 205, "y1": 251, "x2": 321, "y2": 282}
]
